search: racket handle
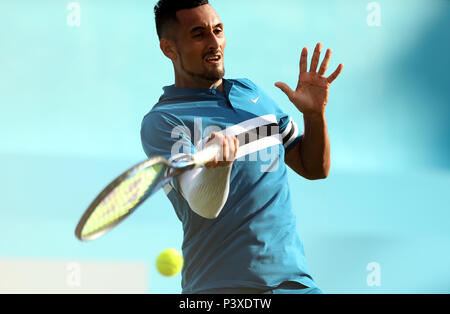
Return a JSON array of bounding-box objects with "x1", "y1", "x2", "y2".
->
[{"x1": 192, "y1": 144, "x2": 221, "y2": 167}]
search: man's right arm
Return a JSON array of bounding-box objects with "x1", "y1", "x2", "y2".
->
[
  {"x1": 141, "y1": 112, "x2": 238, "y2": 219},
  {"x1": 178, "y1": 133, "x2": 238, "y2": 219},
  {"x1": 178, "y1": 164, "x2": 233, "y2": 219}
]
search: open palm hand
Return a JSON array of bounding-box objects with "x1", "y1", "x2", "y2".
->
[{"x1": 275, "y1": 43, "x2": 343, "y2": 117}]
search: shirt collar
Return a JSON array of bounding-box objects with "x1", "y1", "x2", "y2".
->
[{"x1": 160, "y1": 78, "x2": 234, "y2": 104}]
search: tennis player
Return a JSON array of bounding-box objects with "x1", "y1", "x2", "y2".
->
[{"x1": 141, "y1": 0, "x2": 343, "y2": 294}]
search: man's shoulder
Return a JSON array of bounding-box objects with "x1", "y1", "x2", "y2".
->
[
  {"x1": 141, "y1": 108, "x2": 182, "y2": 131},
  {"x1": 229, "y1": 77, "x2": 260, "y2": 91}
]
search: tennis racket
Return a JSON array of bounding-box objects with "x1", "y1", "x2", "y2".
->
[{"x1": 75, "y1": 144, "x2": 220, "y2": 241}]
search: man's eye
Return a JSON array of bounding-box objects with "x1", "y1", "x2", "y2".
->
[{"x1": 193, "y1": 34, "x2": 202, "y2": 38}]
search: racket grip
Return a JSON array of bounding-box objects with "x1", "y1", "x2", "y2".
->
[{"x1": 192, "y1": 144, "x2": 221, "y2": 167}]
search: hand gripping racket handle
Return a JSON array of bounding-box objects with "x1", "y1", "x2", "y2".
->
[{"x1": 191, "y1": 144, "x2": 221, "y2": 168}]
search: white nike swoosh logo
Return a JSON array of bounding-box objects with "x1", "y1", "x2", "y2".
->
[{"x1": 250, "y1": 96, "x2": 260, "y2": 103}]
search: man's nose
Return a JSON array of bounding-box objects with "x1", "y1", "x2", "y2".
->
[{"x1": 206, "y1": 31, "x2": 221, "y2": 50}]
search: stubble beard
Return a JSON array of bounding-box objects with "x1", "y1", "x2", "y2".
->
[{"x1": 179, "y1": 52, "x2": 225, "y2": 83}]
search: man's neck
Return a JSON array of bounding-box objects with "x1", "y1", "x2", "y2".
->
[{"x1": 174, "y1": 77, "x2": 224, "y2": 93}]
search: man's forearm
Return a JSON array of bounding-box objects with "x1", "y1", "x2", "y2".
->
[
  {"x1": 301, "y1": 112, "x2": 330, "y2": 179},
  {"x1": 178, "y1": 164, "x2": 233, "y2": 219}
]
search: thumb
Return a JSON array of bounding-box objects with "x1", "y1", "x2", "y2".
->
[{"x1": 274, "y1": 82, "x2": 294, "y2": 100}]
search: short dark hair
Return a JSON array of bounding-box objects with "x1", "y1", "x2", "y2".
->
[{"x1": 154, "y1": 0, "x2": 209, "y2": 40}]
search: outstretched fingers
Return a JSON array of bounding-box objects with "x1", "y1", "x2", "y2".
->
[
  {"x1": 274, "y1": 82, "x2": 295, "y2": 102},
  {"x1": 309, "y1": 43, "x2": 322, "y2": 73},
  {"x1": 300, "y1": 47, "x2": 308, "y2": 75},
  {"x1": 327, "y1": 63, "x2": 344, "y2": 84},
  {"x1": 318, "y1": 48, "x2": 332, "y2": 76}
]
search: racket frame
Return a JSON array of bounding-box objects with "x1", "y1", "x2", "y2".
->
[
  {"x1": 75, "y1": 144, "x2": 219, "y2": 241},
  {"x1": 75, "y1": 157, "x2": 177, "y2": 241}
]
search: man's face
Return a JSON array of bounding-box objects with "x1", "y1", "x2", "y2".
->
[{"x1": 172, "y1": 4, "x2": 226, "y2": 83}]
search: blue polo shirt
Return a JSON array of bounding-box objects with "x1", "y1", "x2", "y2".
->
[{"x1": 141, "y1": 78, "x2": 317, "y2": 293}]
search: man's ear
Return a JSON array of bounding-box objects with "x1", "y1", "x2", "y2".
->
[{"x1": 160, "y1": 38, "x2": 177, "y2": 61}]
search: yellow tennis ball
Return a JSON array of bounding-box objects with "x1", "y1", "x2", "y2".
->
[{"x1": 156, "y1": 248, "x2": 184, "y2": 277}]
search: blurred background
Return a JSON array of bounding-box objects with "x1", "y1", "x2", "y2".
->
[{"x1": 0, "y1": 0, "x2": 449, "y2": 293}]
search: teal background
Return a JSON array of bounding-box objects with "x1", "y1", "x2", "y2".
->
[{"x1": 1, "y1": 0, "x2": 449, "y2": 293}]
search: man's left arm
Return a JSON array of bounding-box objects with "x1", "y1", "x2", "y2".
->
[
  {"x1": 285, "y1": 113, "x2": 330, "y2": 180},
  {"x1": 275, "y1": 42, "x2": 343, "y2": 180}
]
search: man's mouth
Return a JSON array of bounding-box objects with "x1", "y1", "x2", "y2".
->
[{"x1": 205, "y1": 54, "x2": 222, "y2": 64}]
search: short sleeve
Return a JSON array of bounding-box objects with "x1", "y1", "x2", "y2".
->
[
  {"x1": 140, "y1": 110, "x2": 196, "y2": 196},
  {"x1": 243, "y1": 78, "x2": 302, "y2": 154},
  {"x1": 140, "y1": 110, "x2": 196, "y2": 161},
  {"x1": 278, "y1": 115, "x2": 302, "y2": 154}
]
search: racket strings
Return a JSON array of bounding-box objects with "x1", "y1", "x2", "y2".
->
[{"x1": 81, "y1": 164, "x2": 163, "y2": 238}]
